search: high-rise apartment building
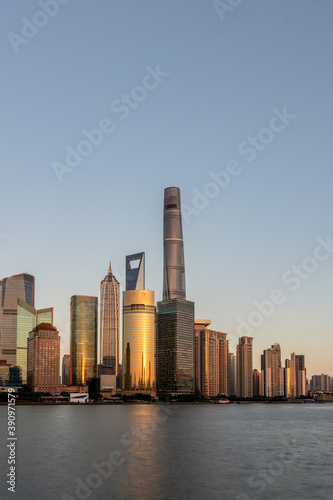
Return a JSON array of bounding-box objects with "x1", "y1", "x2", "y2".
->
[
  {"x1": 62, "y1": 354, "x2": 70, "y2": 386},
  {"x1": 261, "y1": 343, "x2": 284, "y2": 397},
  {"x1": 70, "y1": 295, "x2": 98, "y2": 386},
  {"x1": 228, "y1": 352, "x2": 237, "y2": 397},
  {"x1": 236, "y1": 336, "x2": 253, "y2": 398},
  {"x1": 310, "y1": 374, "x2": 331, "y2": 392},
  {"x1": 253, "y1": 369, "x2": 261, "y2": 397},
  {"x1": 0, "y1": 273, "x2": 35, "y2": 366},
  {"x1": 284, "y1": 354, "x2": 296, "y2": 398},
  {"x1": 194, "y1": 320, "x2": 228, "y2": 397},
  {"x1": 295, "y1": 354, "x2": 307, "y2": 396},
  {"x1": 27, "y1": 323, "x2": 60, "y2": 394},
  {"x1": 100, "y1": 264, "x2": 120, "y2": 375},
  {"x1": 157, "y1": 187, "x2": 194, "y2": 394},
  {"x1": 16, "y1": 300, "x2": 53, "y2": 384}
]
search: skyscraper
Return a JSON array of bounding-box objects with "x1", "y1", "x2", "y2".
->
[
  {"x1": 62, "y1": 354, "x2": 70, "y2": 386},
  {"x1": 122, "y1": 290, "x2": 156, "y2": 391},
  {"x1": 70, "y1": 295, "x2": 98, "y2": 386},
  {"x1": 228, "y1": 352, "x2": 237, "y2": 397},
  {"x1": 16, "y1": 300, "x2": 53, "y2": 384},
  {"x1": 0, "y1": 273, "x2": 35, "y2": 367},
  {"x1": 157, "y1": 187, "x2": 195, "y2": 394},
  {"x1": 126, "y1": 252, "x2": 145, "y2": 291},
  {"x1": 261, "y1": 343, "x2": 284, "y2": 397},
  {"x1": 295, "y1": 354, "x2": 307, "y2": 397},
  {"x1": 162, "y1": 187, "x2": 186, "y2": 301},
  {"x1": 237, "y1": 336, "x2": 253, "y2": 398},
  {"x1": 284, "y1": 355, "x2": 296, "y2": 398},
  {"x1": 100, "y1": 263, "x2": 120, "y2": 375},
  {"x1": 27, "y1": 323, "x2": 60, "y2": 394},
  {"x1": 194, "y1": 320, "x2": 229, "y2": 397}
]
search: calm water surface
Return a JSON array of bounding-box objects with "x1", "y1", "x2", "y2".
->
[{"x1": 0, "y1": 404, "x2": 332, "y2": 500}]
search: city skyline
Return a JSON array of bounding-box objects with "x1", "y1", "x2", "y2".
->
[{"x1": 1, "y1": 2, "x2": 332, "y2": 378}]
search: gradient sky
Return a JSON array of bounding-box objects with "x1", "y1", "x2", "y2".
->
[{"x1": 1, "y1": 0, "x2": 332, "y2": 378}]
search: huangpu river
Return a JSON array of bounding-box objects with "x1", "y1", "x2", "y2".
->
[{"x1": 1, "y1": 403, "x2": 333, "y2": 500}]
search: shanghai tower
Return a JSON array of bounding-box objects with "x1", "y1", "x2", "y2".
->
[{"x1": 162, "y1": 187, "x2": 186, "y2": 301}]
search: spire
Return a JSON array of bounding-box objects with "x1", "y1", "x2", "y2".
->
[{"x1": 108, "y1": 261, "x2": 112, "y2": 274}]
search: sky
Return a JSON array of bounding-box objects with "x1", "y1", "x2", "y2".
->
[{"x1": 1, "y1": 0, "x2": 332, "y2": 378}]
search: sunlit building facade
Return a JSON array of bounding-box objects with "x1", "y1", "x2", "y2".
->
[
  {"x1": 70, "y1": 295, "x2": 98, "y2": 386},
  {"x1": 237, "y1": 336, "x2": 253, "y2": 398},
  {"x1": 100, "y1": 264, "x2": 120, "y2": 375},
  {"x1": 194, "y1": 320, "x2": 228, "y2": 397},
  {"x1": 16, "y1": 300, "x2": 53, "y2": 384},
  {"x1": 261, "y1": 343, "x2": 284, "y2": 397},
  {"x1": 122, "y1": 290, "x2": 156, "y2": 391},
  {"x1": 27, "y1": 323, "x2": 60, "y2": 394},
  {"x1": 0, "y1": 273, "x2": 35, "y2": 367}
]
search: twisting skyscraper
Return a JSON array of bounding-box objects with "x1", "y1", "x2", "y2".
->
[
  {"x1": 163, "y1": 187, "x2": 186, "y2": 301},
  {"x1": 100, "y1": 263, "x2": 120, "y2": 375},
  {"x1": 157, "y1": 187, "x2": 195, "y2": 394}
]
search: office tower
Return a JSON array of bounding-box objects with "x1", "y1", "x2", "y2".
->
[
  {"x1": 16, "y1": 300, "x2": 53, "y2": 384},
  {"x1": 284, "y1": 354, "x2": 296, "y2": 398},
  {"x1": 62, "y1": 354, "x2": 70, "y2": 386},
  {"x1": 100, "y1": 263, "x2": 120, "y2": 375},
  {"x1": 0, "y1": 273, "x2": 35, "y2": 366},
  {"x1": 27, "y1": 323, "x2": 60, "y2": 394},
  {"x1": 228, "y1": 353, "x2": 237, "y2": 397},
  {"x1": 236, "y1": 336, "x2": 253, "y2": 398},
  {"x1": 122, "y1": 290, "x2": 156, "y2": 391},
  {"x1": 126, "y1": 252, "x2": 145, "y2": 291},
  {"x1": 157, "y1": 187, "x2": 195, "y2": 394},
  {"x1": 162, "y1": 187, "x2": 186, "y2": 301},
  {"x1": 194, "y1": 320, "x2": 228, "y2": 397},
  {"x1": 70, "y1": 295, "x2": 98, "y2": 386},
  {"x1": 261, "y1": 343, "x2": 284, "y2": 397},
  {"x1": 253, "y1": 369, "x2": 261, "y2": 397},
  {"x1": 295, "y1": 354, "x2": 306, "y2": 396}
]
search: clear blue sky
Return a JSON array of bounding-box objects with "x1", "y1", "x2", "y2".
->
[{"x1": 1, "y1": 0, "x2": 332, "y2": 378}]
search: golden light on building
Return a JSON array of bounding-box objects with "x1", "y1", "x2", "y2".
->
[{"x1": 122, "y1": 290, "x2": 156, "y2": 391}]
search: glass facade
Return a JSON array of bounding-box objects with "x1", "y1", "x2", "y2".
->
[
  {"x1": 122, "y1": 290, "x2": 156, "y2": 391},
  {"x1": 100, "y1": 265, "x2": 120, "y2": 374},
  {"x1": 0, "y1": 273, "x2": 35, "y2": 367},
  {"x1": 126, "y1": 252, "x2": 145, "y2": 291},
  {"x1": 156, "y1": 298, "x2": 194, "y2": 394},
  {"x1": 16, "y1": 301, "x2": 53, "y2": 384},
  {"x1": 70, "y1": 296, "x2": 98, "y2": 386},
  {"x1": 163, "y1": 187, "x2": 186, "y2": 301}
]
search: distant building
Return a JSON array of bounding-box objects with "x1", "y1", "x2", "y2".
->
[
  {"x1": 237, "y1": 336, "x2": 253, "y2": 398},
  {"x1": 70, "y1": 295, "x2": 98, "y2": 386},
  {"x1": 194, "y1": 320, "x2": 228, "y2": 397},
  {"x1": 261, "y1": 343, "x2": 284, "y2": 397},
  {"x1": 62, "y1": 354, "x2": 70, "y2": 386},
  {"x1": 126, "y1": 252, "x2": 145, "y2": 291},
  {"x1": 228, "y1": 353, "x2": 237, "y2": 397},
  {"x1": 310, "y1": 373, "x2": 331, "y2": 392},
  {"x1": 0, "y1": 273, "x2": 35, "y2": 367},
  {"x1": 27, "y1": 323, "x2": 60, "y2": 394},
  {"x1": 16, "y1": 300, "x2": 53, "y2": 384},
  {"x1": 253, "y1": 369, "x2": 261, "y2": 397},
  {"x1": 295, "y1": 354, "x2": 307, "y2": 396},
  {"x1": 284, "y1": 354, "x2": 296, "y2": 398},
  {"x1": 100, "y1": 263, "x2": 120, "y2": 375}
]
